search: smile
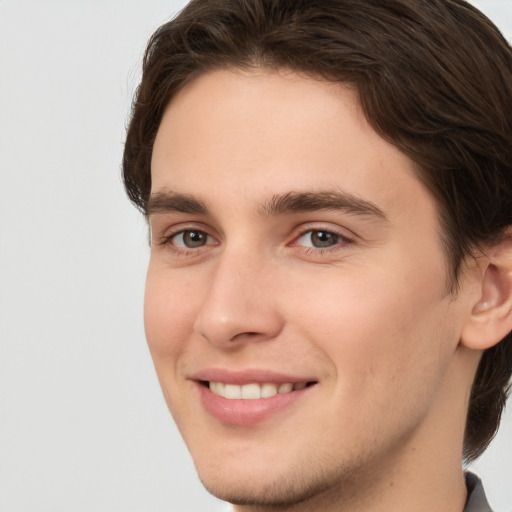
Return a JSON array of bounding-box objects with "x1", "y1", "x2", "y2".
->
[
  {"x1": 208, "y1": 381, "x2": 309, "y2": 399},
  {"x1": 197, "y1": 377, "x2": 317, "y2": 426}
]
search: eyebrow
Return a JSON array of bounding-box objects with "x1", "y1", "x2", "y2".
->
[
  {"x1": 147, "y1": 191, "x2": 209, "y2": 216},
  {"x1": 147, "y1": 189, "x2": 388, "y2": 222},
  {"x1": 259, "y1": 190, "x2": 388, "y2": 221}
]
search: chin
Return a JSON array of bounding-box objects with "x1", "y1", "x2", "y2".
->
[
  {"x1": 194, "y1": 452, "x2": 355, "y2": 510},
  {"x1": 199, "y1": 471, "x2": 333, "y2": 509}
]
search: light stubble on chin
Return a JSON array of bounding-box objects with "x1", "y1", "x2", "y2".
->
[{"x1": 198, "y1": 449, "x2": 375, "y2": 511}]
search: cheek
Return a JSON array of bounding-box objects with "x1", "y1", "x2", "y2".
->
[
  {"x1": 143, "y1": 265, "x2": 205, "y2": 424},
  {"x1": 288, "y1": 261, "x2": 457, "y2": 405},
  {"x1": 143, "y1": 264, "x2": 198, "y2": 364}
]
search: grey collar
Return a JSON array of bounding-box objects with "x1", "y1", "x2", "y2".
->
[{"x1": 464, "y1": 473, "x2": 493, "y2": 512}]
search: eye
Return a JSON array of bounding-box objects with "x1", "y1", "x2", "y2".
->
[
  {"x1": 295, "y1": 229, "x2": 345, "y2": 249},
  {"x1": 168, "y1": 229, "x2": 214, "y2": 249}
]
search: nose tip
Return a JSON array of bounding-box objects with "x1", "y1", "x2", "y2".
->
[
  {"x1": 195, "y1": 302, "x2": 283, "y2": 348},
  {"x1": 193, "y1": 260, "x2": 283, "y2": 348}
]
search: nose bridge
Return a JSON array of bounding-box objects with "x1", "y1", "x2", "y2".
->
[{"x1": 193, "y1": 245, "x2": 282, "y2": 346}]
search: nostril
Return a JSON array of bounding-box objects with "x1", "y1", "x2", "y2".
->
[{"x1": 230, "y1": 331, "x2": 261, "y2": 342}]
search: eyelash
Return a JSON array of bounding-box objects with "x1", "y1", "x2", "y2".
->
[
  {"x1": 292, "y1": 228, "x2": 354, "y2": 254},
  {"x1": 157, "y1": 227, "x2": 354, "y2": 257},
  {"x1": 158, "y1": 229, "x2": 216, "y2": 256}
]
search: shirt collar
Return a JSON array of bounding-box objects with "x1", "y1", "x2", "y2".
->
[{"x1": 464, "y1": 472, "x2": 493, "y2": 512}]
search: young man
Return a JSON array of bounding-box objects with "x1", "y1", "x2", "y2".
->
[{"x1": 123, "y1": 1, "x2": 512, "y2": 510}]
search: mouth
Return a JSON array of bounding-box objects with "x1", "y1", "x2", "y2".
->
[
  {"x1": 194, "y1": 374, "x2": 318, "y2": 426},
  {"x1": 203, "y1": 380, "x2": 315, "y2": 399}
]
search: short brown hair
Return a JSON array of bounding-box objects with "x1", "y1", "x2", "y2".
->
[{"x1": 123, "y1": 0, "x2": 512, "y2": 462}]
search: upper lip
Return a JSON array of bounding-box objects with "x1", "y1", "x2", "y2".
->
[{"x1": 191, "y1": 368, "x2": 317, "y2": 385}]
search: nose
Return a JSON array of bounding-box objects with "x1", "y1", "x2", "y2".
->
[{"x1": 193, "y1": 249, "x2": 284, "y2": 348}]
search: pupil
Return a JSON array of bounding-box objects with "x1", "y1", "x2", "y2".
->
[
  {"x1": 184, "y1": 231, "x2": 206, "y2": 248},
  {"x1": 312, "y1": 231, "x2": 338, "y2": 248}
]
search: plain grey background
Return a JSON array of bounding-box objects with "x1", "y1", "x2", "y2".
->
[{"x1": 0, "y1": 1, "x2": 510, "y2": 511}]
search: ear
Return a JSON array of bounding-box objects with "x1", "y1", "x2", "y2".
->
[{"x1": 461, "y1": 232, "x2": 512, "y2": 350}]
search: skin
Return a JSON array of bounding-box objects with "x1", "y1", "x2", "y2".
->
[{"x1": 145, "y1": 69, "x2": 487, "y2": 512}]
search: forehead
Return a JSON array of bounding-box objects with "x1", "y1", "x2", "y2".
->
[{"x1": 151, "y1": 68, "x2": 430, "y2": 223}]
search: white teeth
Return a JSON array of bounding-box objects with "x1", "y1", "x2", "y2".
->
[
  {"x1": 209, "y1": 381, "x2": 224, "y2": 396},
  {"x1": 224, "y1": 383, "x2": 242, "y2": 399},
  {"x1": 209, "y1": 381, "x2": 307, "y2": 399},
  {"x1": 241, "y1": 383, "x2": 261, "y2": 399},
  {"x1": 278, "y1": 383, "x2": 293, "y2": 394},
  {"x1": 261, "y1": 383, "x2": 278, "y2": 398}
]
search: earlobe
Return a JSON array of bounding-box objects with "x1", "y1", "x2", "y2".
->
[{"x1": 461, "y1": 234, "x2": 512, "y2": 350}]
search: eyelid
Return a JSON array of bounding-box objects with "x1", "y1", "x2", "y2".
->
[
  {"x1": 155, "y1": 222, "x2": 219, "y2": 251},
  {"x1": 154, "y1": 220, "x2": 212, "y2": 239},
  {"x1": 169, "y1": 230, "x2": 216, "y2": 248},
  {"x1": 161, "y1": 229, "x2": 214, "y2": 243},
  {"x1": 289, "y1": 223, "x2": 356, "y2": 246}
]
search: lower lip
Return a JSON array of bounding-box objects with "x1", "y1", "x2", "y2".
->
[{"x1": 197, "y1": 383, "x2": 313, "y2": 426}]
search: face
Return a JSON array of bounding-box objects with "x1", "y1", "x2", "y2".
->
[{"x1": 146, "y1": 69, "x2": 474, "y2": 509}]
